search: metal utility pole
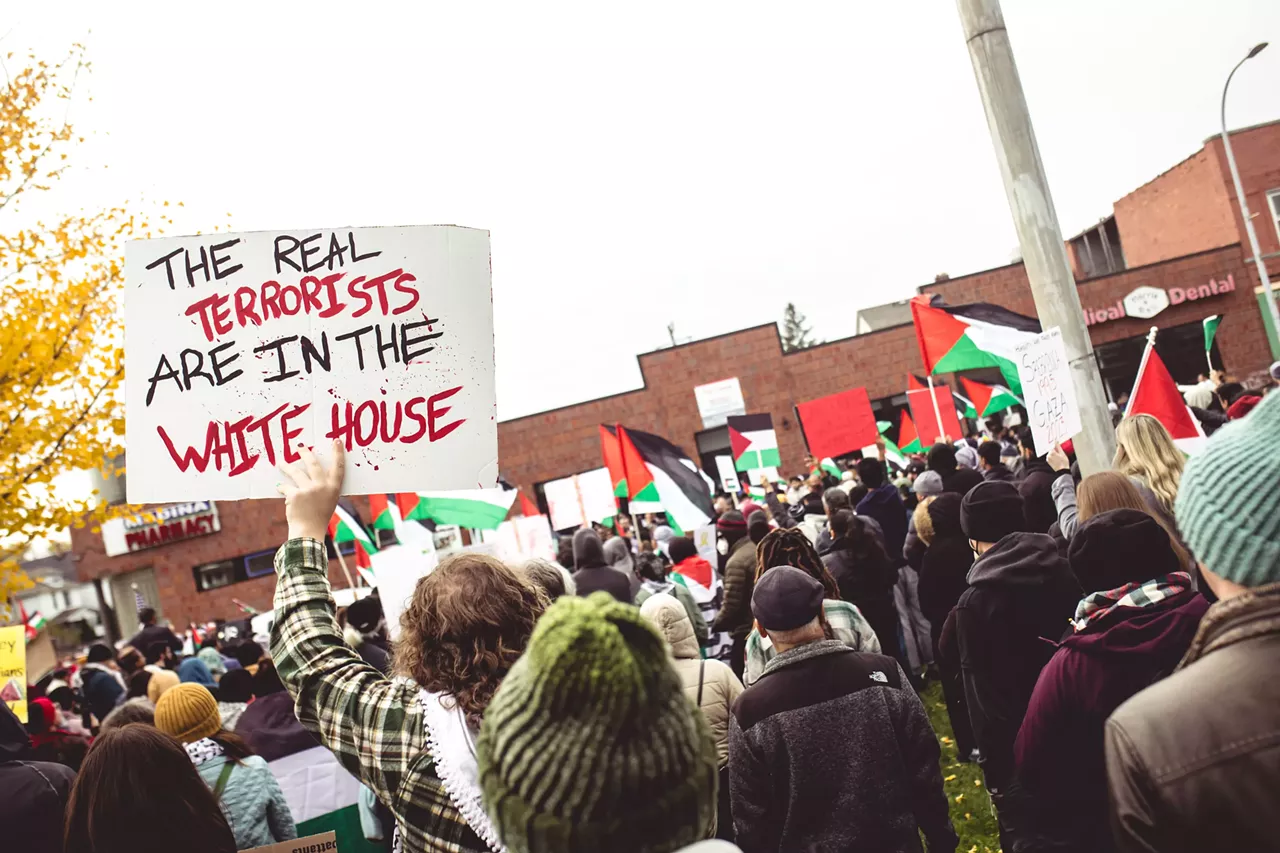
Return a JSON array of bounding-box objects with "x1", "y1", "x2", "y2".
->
[
  {"x1": 956, "y1": 0, "x2": 1115, "y2": 475},
  {"x1": 1221, "y1": 43, "x2": 1280, "y2": 352}
]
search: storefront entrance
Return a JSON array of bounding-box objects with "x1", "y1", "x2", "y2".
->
[{"x1": 1091, "y1": 319, "x2": 1222, "y2": 403}]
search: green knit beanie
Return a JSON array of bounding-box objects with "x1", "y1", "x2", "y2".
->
[
  {"x1": 1176, "y1": 389, "x2": 1280, "y2": 587},
  {"x1": 476, "y1": 592, "x2": 718, "y2": 853}
]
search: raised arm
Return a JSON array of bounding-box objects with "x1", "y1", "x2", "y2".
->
[{"x1": 270, "y1": 443, "x2": 425, "y2": 810}]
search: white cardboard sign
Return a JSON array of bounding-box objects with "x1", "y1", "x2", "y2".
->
[
  {"x1": 125, "y1": 225, "x2": 496, "y2": 502},
  {"x1": 693, "y1": 377, "x2": 746, "y2": 428},
  {"x1": 1014, "y1": 327, "x2": 1081, "y2": 452}
]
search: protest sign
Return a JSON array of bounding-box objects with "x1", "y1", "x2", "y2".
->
[
  {"x1": 372, "y1": 542, "x2": 437, "y2": 642},
  {"x1": 242, "y1": 831, "x2": 337, "y2": 853},
  {"x1": 1015, "y1": 327, "x2": 1081, "y2": 452},
  {"x1": 542, "y1": 467, "x2": 617, "y2": 531},
  {"x1": 0, "y1": 626, "x2": 26, "y2": 723},
  {"x1": 693, "y1": 377, "x2": 746, "y2": 428},
  {"x1": 907, "y1": 385, "x2": 964, "y2": 447},
  {"x1": 795, "y1": 388, "x2": 879, "y2": 459},
  {"x1": 713, "y1": 455, "x2": 739, "y2": 492},
  {"x1": 483, "y1": 515, "x2": 556, "y2": 563},
  {"x1": 125, "y1": 226, "x2": 496, "y2": 503}
]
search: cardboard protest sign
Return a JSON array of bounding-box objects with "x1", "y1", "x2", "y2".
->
[
  {"x1": 713, "y1": 455, "x2": 740, "y2": 492},
  {"x1": 542, "y1": 468, "x2": 617, "y2": 531},
  {"x1": 241, "y1": 830, "x2": 336, "y2": 853},
  {"x1": 795, "y1": 388, "x2": 878, "y2": 459},
  {"x1": 693, "y1": 377, "x2": 746, "y2": 428},
  {"x1": 907, "y1": 385, "x2": 964, "y2": 447},
  {"x1": 1015, "y1": 327, "x2": 1081, "y2": 452},
  {"x1": 0, "y1": 626, "x2": 27, "y2": 723},
  {"x1": 126, "y1": 226, "x2": 496, "y2": 503},
  {"x1": 372, "y1": 541, "x2": 437, "y2": 642}
]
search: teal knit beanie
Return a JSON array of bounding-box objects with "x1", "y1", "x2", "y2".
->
[
  {"x1": 476, "y1": 591, "x2": 718, "y2": 853},
  {"x1": 1175, "y1": 389, "x2": 1280, "y2": 587}
]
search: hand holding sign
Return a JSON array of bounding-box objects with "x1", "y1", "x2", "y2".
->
[
  {"x1": 1014, "y1": 327, "x2": 1082, "y2": 454},
  {"x1": 277, "y1": 441, "x2": 345, "y2": 542},
  {"x1": 126, "y1": 225, "x2": 496, "y2": 503}
]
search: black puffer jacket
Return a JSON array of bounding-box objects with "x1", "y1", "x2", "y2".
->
[
  {"x1": 916, "y1": 494, "x2": 973, "y2": 653},
  {"x1": 822, "y1": 526, "x2": 901, "y2": 658},
  {"x1": 941, "y1": 532, "x2": 1080, "y2": 790},
  {"x1": 0, "y1": 701, "x2": 75, "y2": 853}
]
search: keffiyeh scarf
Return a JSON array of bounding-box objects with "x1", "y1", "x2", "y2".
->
[
  {"x1": 184, "y1": 737, "x2": 225, "y2": 767},
  {"x1": 1073, "y1": 571, "x2": 1192, "y2": 631}
]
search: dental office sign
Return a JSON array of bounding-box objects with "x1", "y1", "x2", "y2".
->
[{"x1": 1083, "y1": 274, "x2": 1236, "y2": 327}]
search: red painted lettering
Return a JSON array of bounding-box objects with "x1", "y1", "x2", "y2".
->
[
  {"x1": 300, "y1": 276, "x2": 325, "y2": 313},
  {"x1": 317, "y1": 273, "x2": 347, "y2": 318},
  {"x1": 157, "y1": 422, "x2": 223, "y2": 473},
  {"x1": 233, "y1": 287, "x2": 261, "y2": 327},
  {"x1": 279, "y1": 284, "x2": 302, "y2": 315},
  {"x1": 354, "y1": 400, "x2": 379, "y2": 447},
  {"x1": 402, "y1": 396, "x2": 428, "y2": 443},
  {"x1": 261, "y1": 280, "x2": 283, "y2": 318},
  {"x1": 428, "y1": 386, "x2": 465, "y2": 442},
  {"x1": 346, "y1": 276, "x2": 373, "y2": 317},
  {"x1": 391, "y1": 272, "x2": 420, "y2": 315}
]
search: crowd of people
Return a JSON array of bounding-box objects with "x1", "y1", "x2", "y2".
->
[{"x1": 4, "y1": 366, "x2": 1278, "y2": 853}]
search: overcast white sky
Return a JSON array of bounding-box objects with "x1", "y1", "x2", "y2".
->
[{"x1": 10, "y1": 1, "x2": 1279, "y2": 421}]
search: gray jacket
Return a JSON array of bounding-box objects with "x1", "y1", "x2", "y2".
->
[
  {"x1": 197, "y1": 755, "x2": 296, "y2": 849},
  {"x1": 728, "y1": 640, "x2": 956, "y2": 853}
]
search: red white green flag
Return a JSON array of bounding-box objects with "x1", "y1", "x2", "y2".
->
[
  {"x1": 406, "y1": 489, "x2": 518, "y2": 531},
  {"x1": 959, "y1": 376, "x2": 1023, "y2": 418},
  {"x1": 368, "y1": 493, "x2": 421, "y2": 531},
  {"x1": 898, "y1": 409, "x2": 923, "y2": 454},
  {"x1": 1125, "y1": 333, "x2": 1206, "y2": 453},
  {"x1": 328, "y1": 505, "x2": 377, "y2": 571},
  {"x1": 910, "y1": 295, "x2": 1041, "y2": 394},
  {"x1": 727, "y1": 414, "x2": 781, "y2": 472},
  {"x1": 600, "y1": 424, "x2": 659, "y2": 503}
]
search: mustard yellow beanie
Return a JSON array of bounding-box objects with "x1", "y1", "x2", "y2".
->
[{"x1": 154, "y1": 683, "x2": 221, "y2": 744}]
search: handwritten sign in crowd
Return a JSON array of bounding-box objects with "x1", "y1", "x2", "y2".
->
[
  {"x1": 1015, "y1": 327, "x2": 1081, "y2": 453},
  {"x1": 125, "y1": 226, "x2": 496, "y2": 502}
]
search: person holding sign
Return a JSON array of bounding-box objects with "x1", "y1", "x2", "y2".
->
[{"x1": 271, "y1": 441, "x2": 545, "y2": 853}]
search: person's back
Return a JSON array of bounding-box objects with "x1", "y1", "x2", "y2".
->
[
  {"x1": 728, "y1": 567, "x2": 955, "y2": 853},
  {"x1": 1015, "y1": 510, "x2": 1208, "y2": 852},
  {"x1": 928, "y1": 443, "x2": 983, "y2": 497},
  {"x1": 854, "y1": 459, "x2": 908, "y2": 562},
  {"x1": 570, "y1": 527, "x2": 634, "y2": 602},
  {"x1": 0, "y1": 702, "x2": 74, "y2": 853},
  {"x1": 128, "y1": 610, "x2": 182, "y2": 655},
  {"x1": 822, "y1": 511, "x2": 900, "y2": 658},
  {"x1": 953, "y1": 483, "x2": 1080, "y2": 796},
  {"x1": 640, "y1": 593, "x2": 743, "y2": 767},
  {"x1": 1106, "y1": 392, "x2": 1280, "y2": 853}
]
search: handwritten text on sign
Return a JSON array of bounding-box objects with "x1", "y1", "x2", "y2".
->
[
  {"x1": 1014, "y1": 327, "x2": 1081, "y2": 453},
  {"x1": 125, "y1": 226, "x2": 496, "y2": 502}
]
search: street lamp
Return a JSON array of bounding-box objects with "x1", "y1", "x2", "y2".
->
[{"x1": 1220, "y1": 42, "x2": 1280, "y2": 356}]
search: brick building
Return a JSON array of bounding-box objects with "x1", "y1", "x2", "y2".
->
[{"x1": 72, "y1": 121, "x2": 1280, "y2": 631}]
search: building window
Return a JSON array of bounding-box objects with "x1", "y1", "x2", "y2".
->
[
  {"x1": 243, "y1": 550, "x2": 277, "y2": 580},
  {"x1": 1268, "y1": 189, "x2": 1280, "y2": 242},
  {"x1": 194, "y1": 560, "x2": 236, "y2": 591}
]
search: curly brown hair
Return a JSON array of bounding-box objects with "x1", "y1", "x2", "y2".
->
[{"x1": 394, "y1": 552, "x2": 546, "y2": 729}]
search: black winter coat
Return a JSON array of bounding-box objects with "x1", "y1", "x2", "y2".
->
[
  {"x1": 80, "y1": 664, "x2": 125, "y2": 724},
  {"x1": 941, "y1": 532, "x2": 1080, "y2": 790},
  {"x1": 0, "y1": 702, "x2": 74, "y2": 853},
  {"x1": 855, "y1": 483, "x2": 908, "y2": 568},
  {"x1": 940, "y1": 466, "x2": 984, "y2": 497},
  {"x1": 822, "y1": 533, "x2": 901, "y2": 659},
  {"x1": 1017, "y1": 458, "x2": 1061, "y2": 534},
  {"x1": 917, "y1": 526, "x2": 973, "y2": 657},
  {"x1": 235, "y1": 690, "x2": 321, "y2": 763}
]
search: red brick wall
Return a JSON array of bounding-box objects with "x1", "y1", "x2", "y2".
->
[
  {"x1": 1112, "y1": 148, "x2": 1238, "y2": 268},
  {"x1": 498, "y1": 245, "x2": 1269, "y2": 500},
  {"x1": 70, "y1": 498, "x2": 365, "y2": 628},
  {"x1": 1206, "y1": 122, "x2": 1280, "y2": 280}
]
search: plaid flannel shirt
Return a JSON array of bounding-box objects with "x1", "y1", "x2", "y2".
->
[
  {"x1": 271, "y1": 538, "x2": 486, "y2": 853},
  {"x1": 743, "y1": 598, "x2": 881, "y2": 685}
]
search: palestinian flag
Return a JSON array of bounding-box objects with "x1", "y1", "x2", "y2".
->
[
  {"x1": 959, "y1": 376, "x2": 1023, "y2": 418},
  {"x1": 406, "y1": 489, "x2": 518, "y2": 530},
  {"x1": 816, "y1": 458, "x2": 840, "y2": 478},
  {"x1": 603, "y1": 425, "x2": 714, "y2": 534},
  {"x1": 746, "y1": 483, "x2": 769, "y2": 500},
  {"x1": 600, "y1": 424, "x2": 658, "y2": 502},
  {"x1": 898, "y1": 409, "x2": 923, "y2": 454},
  {"x1": 874, "y1": 420, "x2": 908, "y2": 470},
  {"x1": 910, "y1": 294, "x2": 1041, "y2": 394},
  {"x1": 18, "y1": 600, "x2": 44, "y2": 641},
  {"x1": 519, "y1": 491, "x2": 540, "y2": 517},
  {"x1": 1203, "y1": 315, "x2": 1221, "y2": 353},
  {"x1": 727, "y1": 414, "x2": 781, "y2": 472},
  {"x1": 1125, "y1": 333, "x2": 1206, "y2": 453},
  {"x1": 368, "y1": 493, "x2": 420, "y2": 532},
  {"x1": 328, "y1": 505, "x2": 377, "y2": 578}
]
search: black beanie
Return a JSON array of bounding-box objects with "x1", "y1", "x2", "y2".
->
[
  {"x1": 960, "y1": 481, "x2": 1025, "y2": 543},
  {"x1": 345, "y1": 595, "x2": 385, "y2": 634},
  {"x1": 747, "y1": 510, "x2": 770, "y2": 544},
  {"x1": 927, "y1": 443, "x2": 957, "y2": 474},
  {"x1": 1068, "y1": 509, "x2": 1180, "y2": 593}
]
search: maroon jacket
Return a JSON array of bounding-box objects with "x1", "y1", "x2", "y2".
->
[{"x1": 1014, "y1": 589, "x2": 1208, "y2": 852}]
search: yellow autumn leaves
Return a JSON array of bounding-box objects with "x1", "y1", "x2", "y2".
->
[{"x1": 0, "y1": 45, "x2": 173, "y2": 612}]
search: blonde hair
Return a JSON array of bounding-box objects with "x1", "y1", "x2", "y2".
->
[
  {"x1": 913, "y1": 496, "x2": 937, "y2": 547},
  {"x1": 1113, "y1": 414, "x2": 1184, "y2": 513}
]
